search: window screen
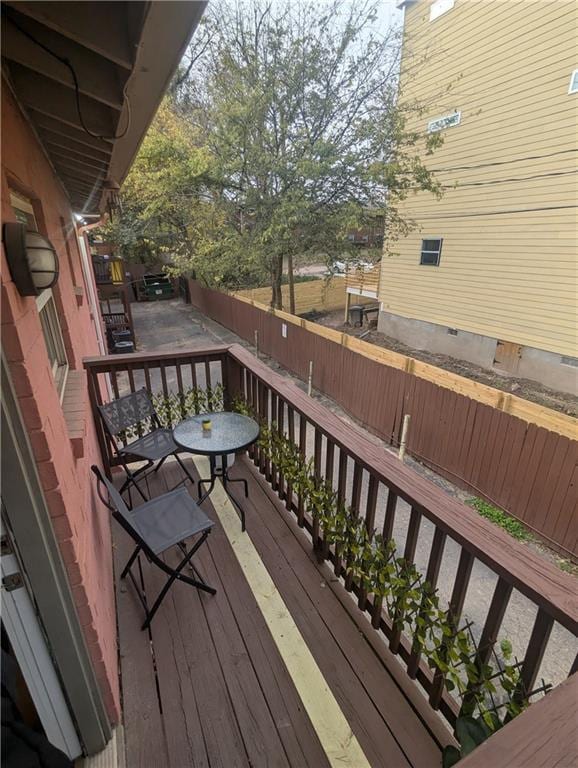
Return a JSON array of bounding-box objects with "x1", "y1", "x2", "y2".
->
[{"x1": 420, "y1": 239, "x2": 443, "y2": 266}]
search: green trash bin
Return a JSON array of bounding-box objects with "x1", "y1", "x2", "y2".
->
[{"x1": 140, "y1": 273, "x2": 174, "y2": 301}]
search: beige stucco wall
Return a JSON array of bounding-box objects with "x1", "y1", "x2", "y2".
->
[{"x1": 380, "y1": 0, "x2": 577, "y2": 358}]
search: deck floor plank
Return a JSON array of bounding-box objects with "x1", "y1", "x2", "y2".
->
[
  {"x1": 115, "y1": 458, "x2": 443, "y2": 768},
  {"x1": 228, "y1": 461, "x2": 440, "y2": 768},
  {"x1": 114, "y1": 529, "x2": 169, "y2": 768},
  {"x1": 231, "y1": 458, "x2": 444, "y2": 766}
]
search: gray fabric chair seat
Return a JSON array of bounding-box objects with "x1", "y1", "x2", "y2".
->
[
  {"x1": 130, "y1": 487, "x2": 213, "y2": 555},
  {"x1": 119, "y1": 428, "x2": 179, "y2": 462}
]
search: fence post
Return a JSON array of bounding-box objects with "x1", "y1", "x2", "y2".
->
[
  {"x1": 307, "y1": 361, "x2": 313, "y2": 396},
  {"x1": 399, "y1": 414, "x2": 411, "y2": 461}
]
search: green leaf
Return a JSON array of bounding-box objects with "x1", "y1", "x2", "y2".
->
[
  {"x1": 455, "y1": 716, "x2": 489, "y2": 756},
  {"x1": 442, "y1": 746, "x2": 462, "y2": 768}
]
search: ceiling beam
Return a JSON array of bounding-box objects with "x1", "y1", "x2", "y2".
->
[
  {"x1": 30, "y1": 114, "x2": 113, "y2": 154},
  {"x1": 3, "y1": 1, "x2": 141, "y2": 70},
  {"x1": 2, "y1": 12, "x2": 127, "y2": 110},
  {"x1": 39, "y1": 130, "x2": 112, "y2": 164},
  {"x1": 45, "y1": 144, "x2": 110, "y2": 172},
  {"x1": 9, "y1": 64, "x2": 118, "y2": 137},
  {"x1": 52, "y1": 157, "x2": 105, "y2": 183}
]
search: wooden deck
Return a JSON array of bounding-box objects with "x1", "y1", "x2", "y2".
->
[{"x1": 114, "y1": 457, "x2": 445, "y2": 768}]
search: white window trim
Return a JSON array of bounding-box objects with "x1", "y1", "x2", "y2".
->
[
  {"x1": 568, "y1": 69, "x2": 578, "y2": 94},
  {"x1": 430, "y1": 0, "x2": 455, "y2": 22},
  {"x1": 36, "y1": 289, "x2": 69, "y2": 400},
  {"x1": 420, "y1": 238, "x2": 443, "y2": 266}
]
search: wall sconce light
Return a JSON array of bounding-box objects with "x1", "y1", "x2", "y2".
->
[{"x1": 2, "y1": 222, "x2": 59, "y2": 296}]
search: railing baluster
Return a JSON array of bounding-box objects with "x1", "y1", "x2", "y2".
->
[
  {"x1": 276, "y1": 398, "x2": 285, "y2": 501},
  {"x1": 463, "y1": 577, "x2": 513, "y2": 710},
  {"x1": 322, "y1": 440, "x2": 335, "y2": 561},
  {"x1": 260, "y1": 384, "x2": 269, "y2": 477},
  {"x1": 515, "y1": 609, "x2": 554, "y2": 703},
  {"x1": 110, "y1": 365, "x2": 120, "y2": 399},
  {"x1": 204, "y1": 360, "x2": 212, "y2": 410},
  {"x1": 430, "y1": 548, "x2": 474, "y2": 709},
  {"x1": 160, "y1": 363, "x2": 170, "y2": 426},
  {"x1": 175, "y1": 364, "x2": 186, "y2": 420},
  {"x1": 334, "y1": 450, "x2": 348, "y2": 577},
  {"x1": 345, "y1": 463, "x2": 363, "y2": 591},
  {"x1": 286, "y1": 405, "x2": 295, "y2": 511},
  {"x1": 359, "y1": 474, "x2": 378, "y2": 610},
  {"x1": 270, "y1": 391, "x2": 278, "y2": 489},
  {"x1": 143, "y1": 362, "x2": 152, "y2": 394},
  {"x1": 312, "y1": 429, "x2": 323, "y2": 549},
  {"x1": 408, "y1": 527, "x2": 447, "y2": 678},
  {"x1": 297, "y1": 415, "x2": 308, "y2": 527},
  {"x1": 390, "y1": 507, "x2": 422, "y2": 654},
  {"x1": 382, "y1": 489, "x2": 397, "y2": 542}
]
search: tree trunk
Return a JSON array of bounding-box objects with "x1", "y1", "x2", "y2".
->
[
  {"x1": 270, "y1": 255, "x2": 283, "y2": 309},
  {"x1": 287, "y1": 252, "x2": 296, "y2": 314}
]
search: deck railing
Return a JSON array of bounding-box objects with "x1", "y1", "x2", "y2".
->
[
  {"x1": 345, "y1": 262, "x2": 380, "y2": 294},
  {"x1": 85, "y1": 342, "x2": 578, "y2": 735}
]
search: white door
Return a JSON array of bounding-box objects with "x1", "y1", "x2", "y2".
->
[{"x1": 1, "y1": 516, "x2": 82, "y2": 759}]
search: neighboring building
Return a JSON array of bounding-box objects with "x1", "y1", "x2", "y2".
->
[
  {"x1": 379, "y1": 0, "x2": 577, "y2": 393},
  {"x1": 1, "y1": 1, "x2": 204, "y2": 761}
]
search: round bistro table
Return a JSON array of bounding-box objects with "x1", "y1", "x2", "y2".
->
[{"x1": 172, "y1": 411, "x2": 260, "y2": 531}]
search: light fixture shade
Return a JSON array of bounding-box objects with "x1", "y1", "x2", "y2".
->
[{"x1": 2, "y1": 222, "x2": 59, "y2": 296}]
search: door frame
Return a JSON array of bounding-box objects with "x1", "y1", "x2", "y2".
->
[{"x1": 1, "y1": 354, "x2": 111, "y2": 754}]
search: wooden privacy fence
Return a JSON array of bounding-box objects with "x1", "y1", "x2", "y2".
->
[
  {"x1": 188, "y1": 279, "x2": 578, "y2": 558},
  {"x1": 234, "y1": 274, "x2": 375, "y2": 315}
]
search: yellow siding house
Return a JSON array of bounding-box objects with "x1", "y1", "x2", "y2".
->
[{"x1": 379, "y1": 0, "x2": 577, "y2": 394}]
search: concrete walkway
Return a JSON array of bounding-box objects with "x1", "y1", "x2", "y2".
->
[{"x1": 130, "y1": 298, "x2": 577, "y2": 694}]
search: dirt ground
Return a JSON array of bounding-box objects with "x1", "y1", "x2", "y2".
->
[{"x1": 315, "y1": 309, "x2": 578, "y2": 418}]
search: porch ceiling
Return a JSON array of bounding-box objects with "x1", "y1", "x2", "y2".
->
[{"x1": 1, "y1": 1, "x2": 206, "y2": 214}]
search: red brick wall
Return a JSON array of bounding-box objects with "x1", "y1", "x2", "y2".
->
[{"x1": 1, "y1": 86, "x2": 120, "y2": 722}]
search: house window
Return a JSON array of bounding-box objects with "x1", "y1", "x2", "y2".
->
[
  {"x1": 36, "y1": 289, "x2": 69, "y2": 393},
  {"x1": 568, "y1": 70, "x2": 578, "y2": 94},
  {"x1": 427, "y1": 111, "x2": 461, "y2": 133},
  {"x1": 420, "y1": 239, "x2": 443, "y2": 266},
  {"x1": 430, "y1": 0, "x2": 455, "y2": 21},
  {"x1": 10, "y1": 191, "x2": 69, "y2": 394}
]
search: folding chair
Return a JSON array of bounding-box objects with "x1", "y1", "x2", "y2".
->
[
  {"x1": 91, "y1": 465, "x2": 216, "y2": 630},
  {"x1": 98, "y1": 388, "x2": 196, "y2": 503}
]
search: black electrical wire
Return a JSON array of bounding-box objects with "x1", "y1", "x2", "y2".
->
[{"x1": 6, "y1": 12, "x2": 131, "y2": 141}]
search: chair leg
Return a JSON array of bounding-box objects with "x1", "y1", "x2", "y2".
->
[
  {"x1": 141, "y1": 532, "x2": 216, "y2": 630},
  {"x1": 174, "y1": 453, "x2": 196, "y2": 487},
  {"x1": 119, "y1": 461, "x2": 152, "y2": 504},
  {"x1": 121, "y1": 545, "x2": 141, "y2": 580},
  {"x1": 153, "y1": 456, "x2": 168, "y2": 474}
]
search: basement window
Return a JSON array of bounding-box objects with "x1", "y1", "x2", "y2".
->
[
  {"x1": 569, "y1": 70, "x2": 578, "y2": 94},
  {"x1": 561, "y1": 355, "x2": 578, "y2": 367},
  {"x1": 420, "y1": 239, "x2": 443, "y2": 266}
]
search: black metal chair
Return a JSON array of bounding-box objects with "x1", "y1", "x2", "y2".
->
[
  {"x1": 91, "y1": 465, "x2": 216, "y2": 629},
  {"x1": 98, "y1": 388, "x2": 195, "y2": 503}
]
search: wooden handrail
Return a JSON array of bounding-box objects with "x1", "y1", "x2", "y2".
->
[
  {"x1": 83, "y1": 344, "x2": 228, "y2": 371},
  {"x1": 228, "y1": 343, "x2": 578, "y2": 634}
]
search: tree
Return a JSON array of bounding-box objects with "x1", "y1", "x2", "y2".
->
[
  {"x1": 173, "y1": 0, "x2": 441, "y2": 309},
  {"x1": 97, "y1": 100, "x2": 215, "y2": 269}
]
